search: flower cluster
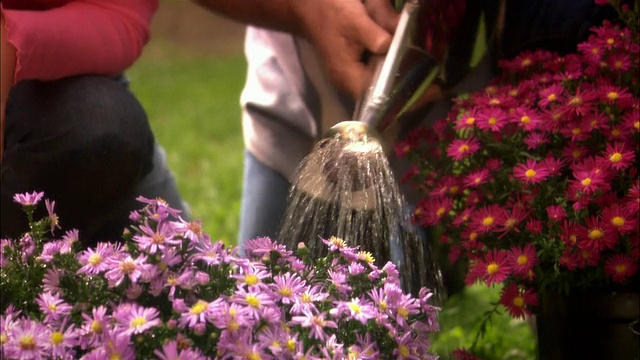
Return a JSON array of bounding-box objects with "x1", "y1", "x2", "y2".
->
[
  {"x1": 1, "y1": 192, "x2": 439, "y2": 359},
  {"x1": 397, "y1": 4, "x2": 639, "y2": 321}
]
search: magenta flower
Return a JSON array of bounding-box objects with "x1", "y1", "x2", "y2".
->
[
  {"x1": 513, "y1": 159, "x2": 551, "y2": 185},
  {"x1": 446, "y1": 137, "x2": 481, "y2": 161}
]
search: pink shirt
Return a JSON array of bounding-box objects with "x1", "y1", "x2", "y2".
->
[{"x1": 1, "y1": 0, "x2": 158, "y2": 83}]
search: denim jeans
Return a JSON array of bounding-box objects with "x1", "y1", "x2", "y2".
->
[{"x1": 1, "y1": 75, "x2": 188, "y2": 247}]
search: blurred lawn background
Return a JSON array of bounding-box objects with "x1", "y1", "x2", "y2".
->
[{"x1": 126, "y1": 1, "x2": 535, "y2": 358}]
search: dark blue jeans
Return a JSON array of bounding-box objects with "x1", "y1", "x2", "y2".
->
[{"x1": 1, "y1": 75, "x2": 188, "y2": 247}]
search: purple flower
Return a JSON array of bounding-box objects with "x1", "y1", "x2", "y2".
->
[
  {"x1": 154, "y1": 340, "x2": 207, "y2": 360},
  {"x1": 290, "y1": 285, "x2": 329, "y2": 315},
  {"x1": 133, "y1": 220, "x2": 182, "y2": 255},
  {"x1": 178, "y1": 299, "x2": 215, "y2": 329},
  {"x1": 45, "y1": 318, "x2": 79, "y2": 359},
  {"x1": 290, "y1": 309, "x2": 337, "y2": 342},
  {"x1": 12, "y1": 191, "x2": 44, "y2": 206},
  {"x1": 79, "y1": 306, "x2": 108, "y2": 349},
  {"x1": 36, "y1": 291, "x2": 73, "y2": 324},
  {"x1": 77, "y1": 242, "x2": 115, "y2": 275},
  {"x1": 104, "y1": 254, "x2": 150, "y2": 287},
  {"x1": 233, "y1": 286, "x2": 276, "y2": 321},
  {"x1": 114, "y1": 303, "x2": 161, "y2": 335},
  {"x1": 209, "y1": 302, "x2": 255, "y2": 332},
  {"x1": 42, "y1": 268, "x2": 62, "y2": 294},
  {"x1": 3, "y1": 318, "x2": 48, "y2": 359},
  {"x1": 270, "y1": 272, "x2": 306, "y2": 304},
  {"x1": 333, "y1": 297, "x2": 377, "y2": 324}
]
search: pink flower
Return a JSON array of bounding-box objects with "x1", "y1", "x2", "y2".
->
[
  {"x1": 445, "y1": 137, "x2": 481, "y2": 161},
  {"x1": 604, "y1": 254, "x2": 639, "y2": 283},
  {"x1": 513, "y1": 159, "x2": 550, "y2": 185},
  {"x1": 498, "y1": 283, "x2": 538, "y2": 319}
]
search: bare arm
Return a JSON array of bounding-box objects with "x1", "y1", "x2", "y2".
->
[{"x1": 192, "y1": 0, "x2": 399, "y2": 99}]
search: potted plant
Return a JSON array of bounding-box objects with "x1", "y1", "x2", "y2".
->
[{"x1": 397, "y1": 1, "x2": 639, "y2": 358}]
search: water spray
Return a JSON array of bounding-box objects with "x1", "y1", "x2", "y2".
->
[{"x1": 279, "y1": 0, "x2": 499, "y2": 296}]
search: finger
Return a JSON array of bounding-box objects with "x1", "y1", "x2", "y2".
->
[
  {"x1": 364, "y1": 0, "x2": 400, "y2": 33},
  {"x1": 348, "y1": 11, "x2": 393, "y2": 55}
]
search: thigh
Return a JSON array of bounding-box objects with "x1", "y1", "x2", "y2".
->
[
  {"x1": 1, "y1": 75, "x2": 154, "y2": 245},
  {"x1": 238, "y1": 150, "x2": 291, "y2": 249}
]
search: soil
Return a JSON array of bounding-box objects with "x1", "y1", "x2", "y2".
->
[{"x1": 148, "y1": 1, "x2": 246, "y2": 58}]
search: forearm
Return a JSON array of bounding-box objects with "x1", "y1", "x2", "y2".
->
[{"x1": 191, "y1": 0, "x2": 310, "y2": 38}]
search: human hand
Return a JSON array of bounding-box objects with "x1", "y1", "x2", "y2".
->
[{"x1": 290, "y1": 0, "x2": 400, "y2": 100}]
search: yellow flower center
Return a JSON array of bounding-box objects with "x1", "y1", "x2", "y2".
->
[
  {"x1": 517, "y1": 255, "x2": 528, "y2": 266},
  {"x1": 466, "y1": 116, "x2": 475, "y2": 125},
  {"x1": 615, "y1": 264, "x2": 627, "y2": 274},
  {"x1": 119, "y1": 260, "x2": 136, "y2": 274},
  {"x1": 469, "y1": 232, "x2": 478, "y2": 241},
  {"x1": 91, "y1": 320, "x2": 103, "y2": 334},
  {"x1": 525, "y1": 169, "x2": 537, "y2": 178},
  {"x1": 398, "y1": 345, "x2": 410, "y2": 357},
  {"x1": 301, "y1": 293, "x2": 312, "y2": 303},
  {"x1": 487, "y1": 263, "x2": 499, "y2": 275},
  {"x1": 279, "y1": 287, "x2": 293, "y2": 297},
  {"x1": 588, "y1": 229, "x2": 604, "y2": 239},
  {"x1": 397, "y1": 306, "x2": 409, "y2": 319},
  {"x1": 247, "y1": 352, "x2": 262, "y2": 360},
  {"x1": 245, "y1": 274, "x2": 259, "y2": 286},
  {"x1": 572, "y1": 127, "x2": 581, "y2": 135},
  {"x1": 607, "y1": 92, "x2": 619, "y2": 100},
  {"x1": 482, "y1": 216, "x2": 494, "y2": 227},
  {"x1": 246, "y1": 295, "x2": 260, "y2": 308},
  {"x1": 612, "y1": 128, "x2": 621, "y2": 137},
  {"x1": 0, "y1": 333, "x2": 7, "y2": 345},
  {"x1": 348, "y1": 303, "x2": 362, "y2": 314},
  {"x1": 521, "y1": 115, "x2": 531, "y2": 124},
  {"x1": 130, "y1": 316, "x2": 147, "y2": 330},
  {"x1": 151, "y1": 233, "x2": 164, "y2": 245},
  {"x1": 379, "y1": 301, "x2": 388, "y2": 310},
  {"x1": 521, "y1": 58, "x2": 532, "y2": 67},
  {"x1": 436, "y1": 207, "x2": 446, "y2": 217},
  {"x1": 190, "y1": 300, "x2": 208, "y2": 315},
  {"x1": 513, "y1": 296, "x2": 525, "y2": 308},
  {"x1": 459, "y1": 144, "x2": 469, "y2": 153},
  {"x1": 547, "y1": 94, "x2": 557, "y2": 102},
  {"x1": 88, "y1": 253, "x2": 102, "y2": 266},
  {"x1": 228, "y1": 320, "x2": 240, "y2": 332},
  {"x1": 19, "y1": 335, "x2": 36, "y2": 350},
  {"x1": 610, "y1": 152, "x2": 623, "y2": 163},
  {"x1": 572, "y1": 150, "x2": 582, "y2": 159},
  {"x1": 358, "y1": 251, "x2": 375, "y2": 263},
  {"x1": 110, "y1": 355, "x2": 122, "y2": 360},
  {"x1": 581, "y1": 178, "x2": 592, "y2": 187},
  {"x1": 488, "y1": 117, "x2": 497, "y2": 125},
  {"x1": 570, "y1": 235, "x2": 577, "y2": 244},
  {"x1": 505, "y1": 218, "x2": 517, "y2": 229},
  {"x1": 611, "y1": 216, "x2": 625, "y2": 227},
  {"x1": 449, "y1": 185, "x2": 459, "y2": 194},
  {"x1": 286, "y1": 339, "x2": 296, "y2": 351},
  {"x1": 568, "y1": 96, "x2": 583, "y2": 106},
  {"x1": 48, "y1": 304, "x2": 58, "y2": 312},
  {"x1": 50, "y1": 331, "x2": 64, "y2": 345}
]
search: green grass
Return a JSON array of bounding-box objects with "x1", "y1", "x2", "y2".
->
[{"x1": 127, "y1": 36, "x2": 536, "y2": 360}]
